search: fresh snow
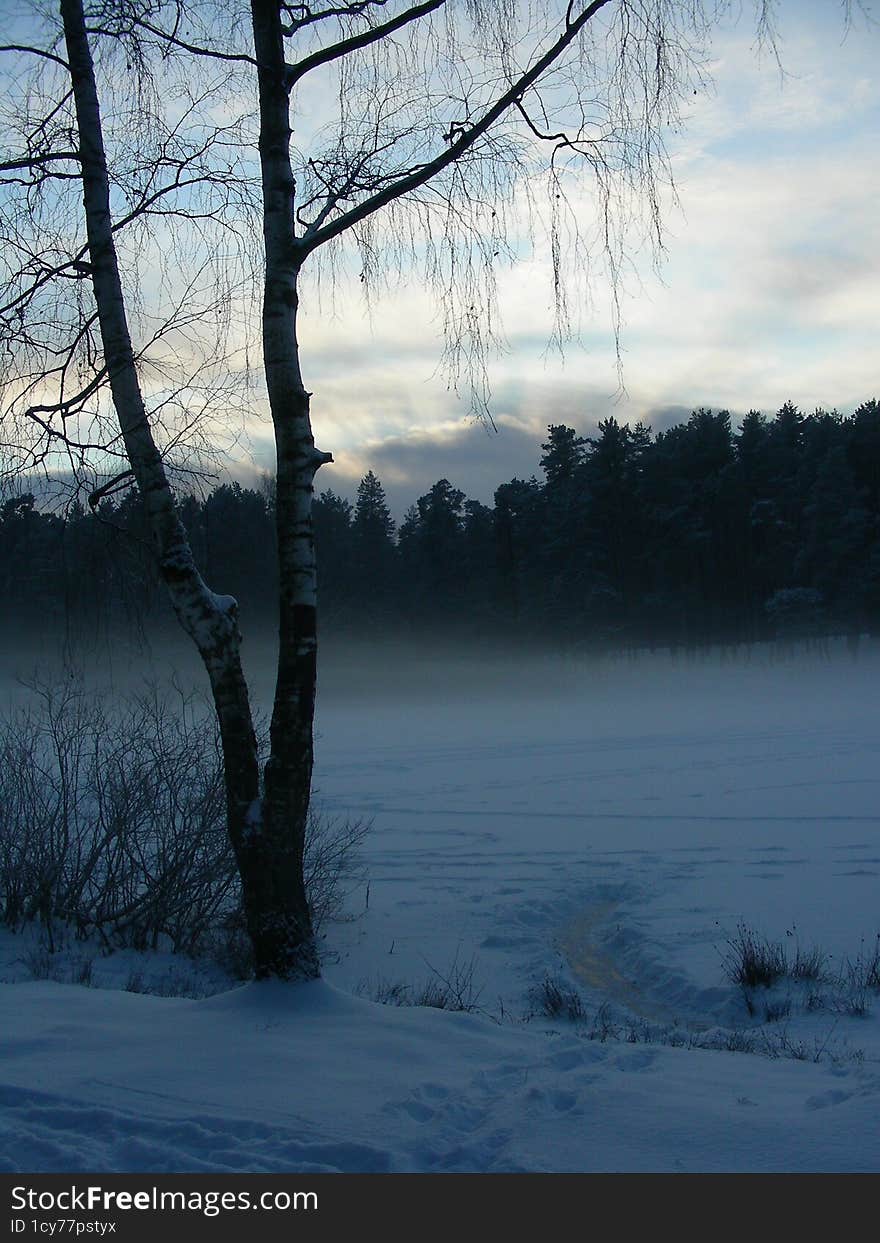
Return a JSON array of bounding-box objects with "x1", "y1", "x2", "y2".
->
[{"x1": 2, "y1": 644, "x2": 879, "y2": 1173}]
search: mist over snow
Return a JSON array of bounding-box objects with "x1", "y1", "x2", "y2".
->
[{"x1": 2, "y1": 640, "x2": 879, "y2": 1172}]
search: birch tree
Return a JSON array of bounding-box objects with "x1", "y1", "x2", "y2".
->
[{"x1": 0, "y1": 0, "x2": 796, "y2": 980}]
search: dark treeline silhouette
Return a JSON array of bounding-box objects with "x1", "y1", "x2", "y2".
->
[{"x1": 4, "y1": 400, "x2": 880, "y2": 650}]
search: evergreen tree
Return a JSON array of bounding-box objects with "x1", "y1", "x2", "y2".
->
[
  {"x1": 398, "y1": 480, "x2": 468, "y2": 626},
  {"x1": 351, "y1": 471, "x2": 396, "y2": 625},
  {"x1": 354, "y1": 471, "x2": 395, "y2": 544},
  {"x1": 537, "y1": 425, "x2": 591, "y2": 632},
  {"x1": 494, "y1": 477, "x2": 545, "y2": 630},
  {"x1": 540, "y1": 424, "x2": 585, "y2": 489},
  {"x1": 312, "y1": 490, "x2": 354, "y2": 627},
  {"x1": 202, "y1": 484, "x2": 276, "y2": 620},
  {"x1": 582, "y1": 417, "x2": 652, "y2": 638},
  {"x1": 848, "y1": 399, "x2": 880, "y2": 516}
]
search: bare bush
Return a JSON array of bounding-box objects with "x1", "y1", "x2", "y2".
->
[
  {"x1": 720, "y1": 922, "x2": 877, "y2": 1020},
  {"x1": 0, "y1": 676, "x2": 368, "y2": 969},
  {"x1": 359, "y1": 952, "x2": 485, "y2": 1015},
  {"x1": 529, "y1": 975, "x2": 587, "y2": 1022},
  {"x1": 721, "y1": 924, "x2": 791, "y2": 990}
]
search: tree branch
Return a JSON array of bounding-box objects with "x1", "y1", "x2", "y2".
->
[
  {"x1": 0, "y1": 44, "x2": 69, "y2": 70},
  {"x1": 299, "y1": 0, "x2": 613, "y2": 253},
  {"x1": 88, "y1": 470, "x2": 136, "y2": 509},
  {"x1": 514, "y1": 98, "x2": 574, "y2": 148},
  {"x1": 285, "y1": 0, "x2": 445, "y2": 87},
  {"x1": 0, "y1": 152, "x2": 80, "y2": 173},
  {"x1": 281, "y1": 2, "x2": 392, "y2": 35},
  {"x1": 120, "y1": 18, "x2": 259, "y2": 68}
]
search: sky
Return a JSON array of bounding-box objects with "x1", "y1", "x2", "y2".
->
[
  {"x1": 3, "y1": 1, "x2": 876, "y2": 517},
  {"x1": 232, "y1": 0, "x2": 879, "y2": 517}
]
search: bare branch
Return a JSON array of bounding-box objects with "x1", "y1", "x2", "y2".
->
[
  {"x1": 300, "y1": 0, "x2": 614, "y2": 253},
  {"x1": 0, "y1": 44, "x2": 69, "y2": 70},
  {"x1": 88, "y1": 469, "x2": 135, "y2": 508},
  {"x1": 285, "y1": 0, "x2": 445, "y2": 86},
  {"x1": 281, "y1": 1, "x2": 392, "y2": 35},
  {"x1": 119, "y1": 18, "x2": 259, "y2": 67},
  {"x1": 0, "y1": 152, "x2": 80, "y2": 174}
]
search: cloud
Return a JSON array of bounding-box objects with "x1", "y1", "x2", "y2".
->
[
  {"x1": 312, "y1": 393, "x2": 721, "y2": 519},
  {"x1": 218, "y1": 4, "x2": 879, "y2": 506},
  {"x1": 322, "y1": 419, "x2": 540, "y2": 516}
]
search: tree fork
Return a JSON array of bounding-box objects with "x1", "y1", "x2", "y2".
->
[{"x1": 60, "y1": 0, "x2": 313, "y2": 982}]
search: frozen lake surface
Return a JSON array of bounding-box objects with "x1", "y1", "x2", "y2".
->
[{"x1": 2, "y1": 644, "x2": 879, "y2": 1171}]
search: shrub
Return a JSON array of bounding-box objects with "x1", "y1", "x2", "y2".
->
[
  {"x1": 789, "y1": 941, "x2": 829, "y2": 982},
  {"x1": 529, "y1": 975, "x2": 587, "y2": 1022},
  {"x1": 360, "y1": 953, "x2": 485, "y2": 1014},
  {"x1": 0, "y1": 675, "x2": 368, "y2": 969},
  {"x1": 720, "y1": 924, "x2": 790, "y2": 989},
  {"x1": 720, "y1": 922, "x2": 877, "y2": 1021}
]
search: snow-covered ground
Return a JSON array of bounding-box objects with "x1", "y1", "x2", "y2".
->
[{"x1": 2, "y1": 643, "x2": 879, "y2": 1172}]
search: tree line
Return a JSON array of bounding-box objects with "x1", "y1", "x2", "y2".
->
[{"x1": 5, "y1": 398, "x2": 879, "y2": 650}]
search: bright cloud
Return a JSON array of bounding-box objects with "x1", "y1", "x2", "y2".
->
[{"x1": 228, "y1": 2, "x2": 878, "y2": 509}]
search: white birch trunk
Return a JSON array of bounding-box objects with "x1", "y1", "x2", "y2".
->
[
  {"x1": 60, "y1": 0, "x2": 307, "y2": 979},
  {"x1": 249, "y1": 0, "x2": 334, "y2": 980}
]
